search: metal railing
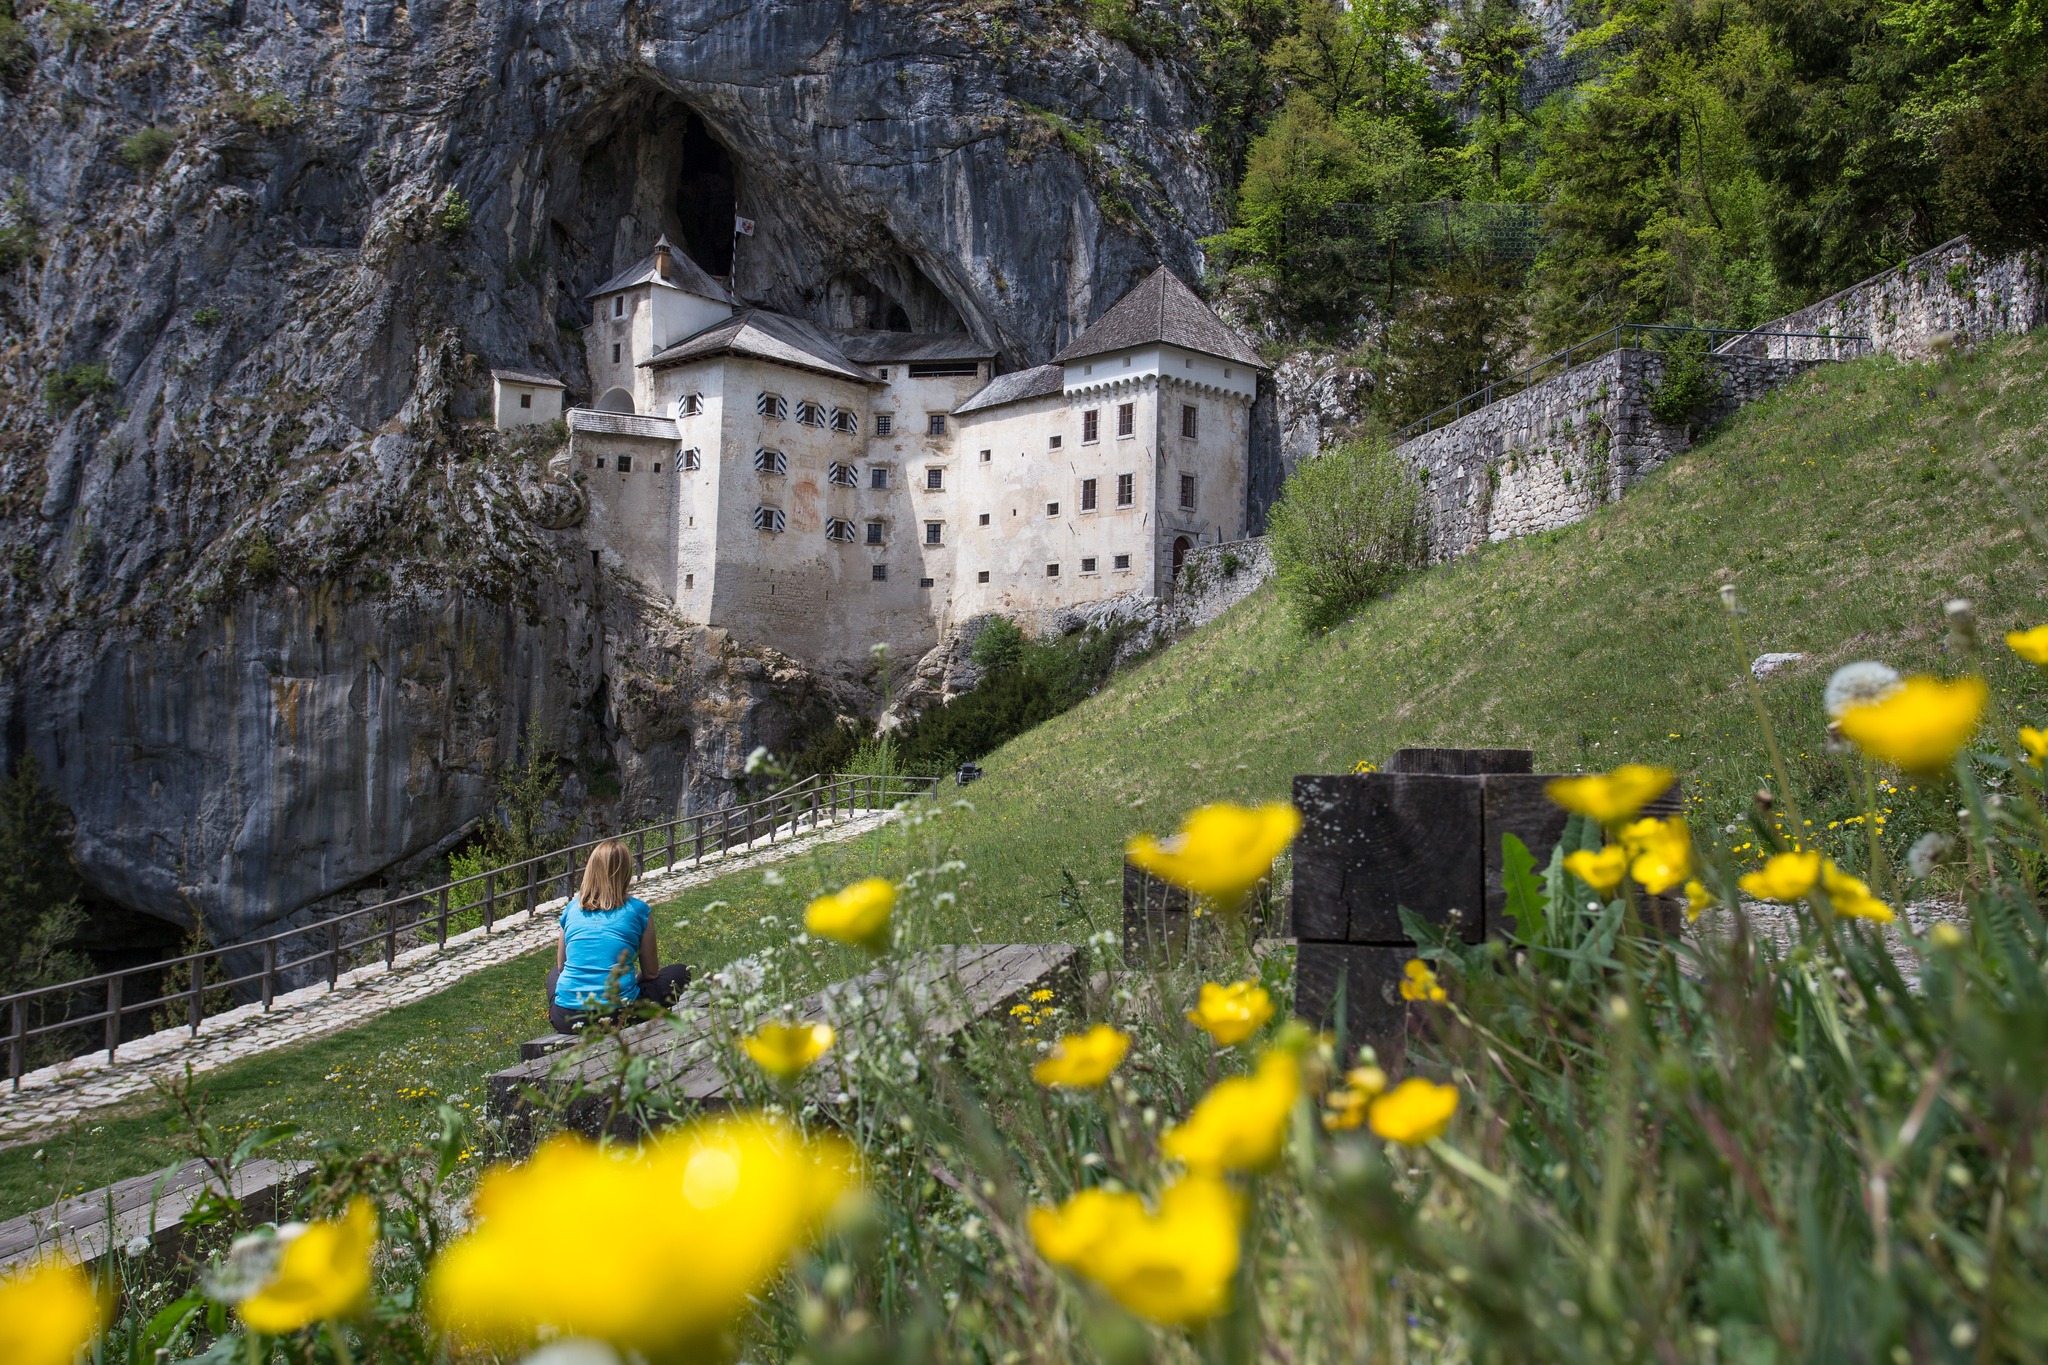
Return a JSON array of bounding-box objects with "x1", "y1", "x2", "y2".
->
[
  {"x1": 1392, "y1": 322, "x2": 1873, "y2": 442},
  {"x1": 3, "y1": 773, "x2": 939, "y2": 1087}
]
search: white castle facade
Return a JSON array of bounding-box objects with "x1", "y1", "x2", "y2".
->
[{"x1": 493, "y1": 238, "x2": 1264, "y2": 673}]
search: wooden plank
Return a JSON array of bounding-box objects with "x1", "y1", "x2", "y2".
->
[
  {"x1": 1388, "y1": 747, "x2": 1534, "y2": 776},
  {"x1": 0, "y1": 1158, "x2": 310, "y2": 1272},
  {"x1": 1292, "y1": 774, "x2": 1485, "y2": 945},
  {"x1": 1292, "y1": 943, "x2": 1414, "y2": 1072}
]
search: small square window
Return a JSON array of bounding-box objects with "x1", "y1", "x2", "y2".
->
[
  {"x1": 519, "y1": 392, "x2": 532, "y2": 409},
  {"x1": 871, "y1": 466, "x2": 889, "y2": 490},
  {"x1": 927, "y1": 413, "x2": 947, "y2": 436},
  {"x1": 1048, "y1": 434, "x2": 1063, "y2": 450},
  {"x1": 1081, "y1": 557, "x2": 1097, "y2": 574},
  {"x1": 828, "y1": 462, "x2": 859, "y2": 487},
  {"x1": 830, "y1": 407, "x2": 858, "y2": 433},
  {"x1": 1117, "y1": 473, "x2": 1134, "y2": 507},
  {"x1": 1045, "y1": 562, "x2": 1060, "y2": 577},
  {"x1": 617, "y1": 455, "x2": 633, "y2": 473},
  {"x1": 978, "y1": 512, "x2": 990, "y2": 526},
  {"x1": 757, "y1": 393, "x2": 787, "y2": 420},
  {"x1": 683, "y1": 448, "x2": 702, "y2": 470},
  {"x1": 977, "y1": 569, "x2": 990, "y2": 583},
  {"x1": 919, "y1": 576, "x2": 935, "y2": 588},
  {"x1": 613, "y1": 296, "x2": 624, "y2": 318},
  {"x1": 872, "y1": 563, "x2": 888, "y2": 581},
  {"x1": 1113, "y1": 553, "x2": 1131, "y2": 570},
  {"x1": 1117, "y1": 402, "x2": 1134, "y2": 437},
  {"x1": 1181, "y1": 404, "x2": 1199, "y2": 439},
  {"x1": 796, "y1": 400, "x2": 826, "y2": 427},
  {"x1": 1179, "y1": 473, "x2": 1196, "y2": 509},
  {"x1": 826, "y1": 518, "x2": 857, "y2": 542},
  {"x1": 876, "y1": 368, "x2": 890, "y2": 381},
  {"x1": 753, "y1": 506, "x2": 785, "y2": 532},
  {"x1": 1122, "y1": 355, "x2": 1131, "y2": 368},
  {"x1": 925, "y1": 521, "x2": 943, "y2": 545},
  {"x1": 1046, "y1": 501, "x2": 1059, "y2": 517},
  {"x1": 754, "y1": 448, "x2": 787, "y2": 475},
  {"x1": 866, "y1": 521, "x2": 885, "y2": 545},
  {"x1": 979, "y1": 448, "x2": 991, "y2": 463},
  {"x1": 926, "y1": 467, "x2": 943, "y2": 490},
  {"x1": 611, "y1": 343, "x2": 620, "y2": 364},
  {"x1": 1081, "y1": 478, "x2": 1097, "y2": 511},
  {"x1": 1083, "y1": 409, "x2": 1099, "y2": 443},
  {"x1": 685, "y1": 572, "x2": 695, "y2": 589},
  {"x1": 653, "y1": 462, "x2": 661, "y2": 473},
  {"x1": 875, "y1": 414, "x2": 894, "y2": 436}
]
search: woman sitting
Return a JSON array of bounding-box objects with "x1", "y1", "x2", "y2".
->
[{"x1": 546, "y1": 838, "x2": 691, "y2": 1034}]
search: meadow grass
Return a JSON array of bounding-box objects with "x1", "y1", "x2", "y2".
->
[{"x1": 4, "y1": 336, "x2": 2045, "y2": 1222}]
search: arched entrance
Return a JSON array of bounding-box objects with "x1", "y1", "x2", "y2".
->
[
  {"x1": 1172, "y1": 536, "x2": 1193, "y2": 573},
  {"x1": 596, "y1": 387, "x2": 636, "y2": 414}
]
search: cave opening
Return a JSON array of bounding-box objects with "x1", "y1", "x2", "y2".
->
[{"x1": 673, "y1": 114, "x2": 737, "y2": 277}]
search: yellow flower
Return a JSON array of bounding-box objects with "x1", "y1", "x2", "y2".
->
[
  {"x1": 1398, "y1": 959, "x2": 1447, "y2": 1004},
  {"x1": 1820, "y1": 862, "x2": 1896, "y2": 924},
  {"x1": 1161, "y1": 1049, "x2": 1300, "y2": 1172},
  {"x1": 1544, "y1": 764, "x2": 1676, "y2": 826},
  {"x1": 0, "y1": 1261, "x2": 104, "y2": 1365},
  {"x1": 1837, "y1": 674, "x2": 1988, "y2": 774},
  {"x1": 1031, "y1": 1024, "x2": 1132, "y2": 1088},
  {"x1": 1564, "y1": 845, "x2": 1629, "y2": 896},
  {"x1": 1738, "y1": 849, "x2": 1822, "y2": 901},
  {"x1": 1683, "y1": 878, "x2": 1716, "y2": 922},
  {"x1": 1030, "y1": 988, "x2": 1055, "y2": 1003},
  {"x1": 803, "y1": 877, "x2": 896, "y2": 949},
  {"x1": 430, "y1": 1117, "x2": 855, "y2": 1353},
  {"x1": 1930, "y1": 921, "x2": 1968, "y2": 949},
  {"x1": 1185, "y1": 981, "x2": 1275, "y2": 1045},
  {"x1": 1620, "y1": 816, "x2": 1692, "y2": 895},
  {"x1": 2007, "y1": 625, "x2": 2048, "y2": 666},
  {"x1": 1321, "y1": 1066, "x2": 1388, "y2": 1131},
  {"x1": 1367, "y1": 1077, "x2": 1459, "y2": 1145},
  {"x1": 238, "y1": 1199, "x2": 377, "y2": 1334},
  {"x1": 1126, "y1": 802, "x2": 1301, "y2": 912},
  {"x1": 1031, "y1": 1178, "x2": 1242, "y2": 1327},
  {"x1": 740, "y1": 1021, "x2": 835, "y2": 1080},
  {"x1": 2021, "y1": 726, "x2": 2047, "y2": 767}
]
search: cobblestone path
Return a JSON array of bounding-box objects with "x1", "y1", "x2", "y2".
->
[{"x1": 0, "y1": 811, "x2": 896, "y2": 1149}]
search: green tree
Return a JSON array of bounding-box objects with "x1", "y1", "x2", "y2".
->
[
  {"x1": 1448, "y1": 0, "x2": 1541, "y2": 187},
  {"x1": 1380, "y1": 264, "x2": 1528, "y2": 425},
  {"x1": 1266, "y1": 436, "x2": 1427, "y2": 630},
  {"x1": 1938, "y1": 68, "x2": 2048, "y2": 252},
  {"x1": 0, "y1": 756, "x2": 88, "y2": 1000}
]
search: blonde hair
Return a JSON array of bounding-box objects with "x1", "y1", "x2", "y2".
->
[{"x1": 577, "y1": 839, "x2": 636, "y2": 911}]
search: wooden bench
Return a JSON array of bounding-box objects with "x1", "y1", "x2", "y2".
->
[
  {"x1": 488, "y1": 943, "x2": 1079, "y2": 1143},
  {"x1": 0, "y1": 1157, "x2": 310, "y2": 1272}
]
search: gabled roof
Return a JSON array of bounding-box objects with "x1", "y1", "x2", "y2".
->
[
  {"x1": 642, "y1": 309, "x2": 883, "y2": 386},
  {"x1": 832, "y1": 331, "x2": 997, "y2": 364},
  {"x1": 953, "y1": 363, "x2": 1065, "y2": 415},
  {"x1": 490, "y1": 368, "x2": 565, "y2": 388},
  {"x1": 587, "y1": 236, "x2": 734, "y2": 305},
  {"x1": 1052, "y1": 266, "x2": 1264, "y2": 369}
]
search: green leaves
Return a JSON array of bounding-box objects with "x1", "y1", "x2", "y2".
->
[{"x1": 1502, "y1": 831, "x2": 1547, "y2": 943}]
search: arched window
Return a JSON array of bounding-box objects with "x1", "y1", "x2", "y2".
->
[{"x1": 596, "y1": 387, "x2": 636, "y2": 414}]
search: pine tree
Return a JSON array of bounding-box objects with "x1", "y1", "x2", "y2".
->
[{"x1": 0, "y1": 755, "x2": 87, "y2": 999}]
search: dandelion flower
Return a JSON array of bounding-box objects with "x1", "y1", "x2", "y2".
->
[
  {"x1": 803, "y1": 878, "x2": 896, "y2": 950},
  {"x1": 2007, "y1": 625, "x2": 2048, "y2": 666},
  {"x1": 233, "y1": 1200, "x2": 377, "y2": 1334},
  {"x1": 1820, "y1": 862, "x2": 1895, "y2": 923},
  {"x1": 1321, "y1": 1066, "x2": 1388, "y2": 1131},
  {"x1": 1030, "y1": 1025, "x2": 1132, "y2": 1088},
  {"x1": 1161, "y1": 1049, "x2": 1300, "y2": 1173},
  {"x1": 2021, "y1": 727, "x2": 2047, "y2": 767},
  {"x1": 1824, "y1": 661, "x2": 1903, "y2": 719},
  {"x1": 1837, "y1": 675, "x2": 1988, "y2": 774},
  {"x1": 1544, "y1": 764, "x2": 1675, "y2": 826},
  {"x1": 1367, "y1": 1077, "x2": 1459, "y2": 1145},
  {"x1": 740, "y1": 1022, "x2": 834, "y2": 1080},
  {"x1": 1564, "y1": 845, "x2": 1629, "y2": 896},
  {"x1": 1126, "y1": 803, "x2": 1301, "y2": 912},
  {"x1": 0, "y1": 1260, "x2": 105, "y2": 1365},
  {"x1": 1185, "y1": 981, "x2": 1275, "y2": 1045},
  {"x1": 1739, "y1": 850, "x2": 1822, "y2": 901},
  {"x1": 1620, "y1": 816, "x2": 1692, "y2": 895},
  {"x1": 1031, "y1": 1178, "x2": 1241, "y2": 1327},
  {"x1": 1397, "y1": 959, "x2": 1447, "y2": 1004},
  {"x1": 1907, "y1": 831, "x2": 1955, "y2": 877},
  {"x1": 1683, "y1": 879, "x2": 1716, "y2": 922}
]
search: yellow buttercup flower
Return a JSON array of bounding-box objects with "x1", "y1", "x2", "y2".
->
[
  {"x1": 430, "y1": 1118, "x2": 855, "y2": 1353},
  {"x1": 1367, "y1": 1077, "x2": 1460, "y2": 1145},
  {"x1": 1185, "y1": 981, "x2": 1275, "y2": 1045},
  {"x1": 2007, "y1": 625, "x2": 2048, "y2": 666},
  {"x1": 238, "y1": 1199, "x2": 377, "y2": 1334},
  {"x1": 1683, "y1": 878, "x2": 1716, "y2": 922},
  {"x1": 1031, "y1": 1024, "x2": 1132, "y2": 1088},
  {"x1": 1564, "y1": 845, "x2": 1629, "y2": 896},
  {"x1": 1620, "y1": 816, "x2": 1692, "y2": 895},
  {"x1": 1126, "y1": 802, "x2": 1301, "y2": 912},
  {"x1": 1321, "y1": 1065, "x2": 1389, "y2": 1131},
  {"x1": 740, "y1": 1021, "x2": 835, "y2": 1080},
  {"x1": 0, "y1": 1260, "x2": 104, "y2": 1365},
  {"x1": 2021, "y1": 726, "x2": 2047, "y2": 767},
  {"x1": 1031, "y1": 1178, "x2": 1242, "y2": 1327},
  {"x1": 1820, "y1": 862, "x2": 1896, "y2": 924},
  {"x1": 1837, "y1": 674, "x2": 1988, "y2": 774},
  {"x1": 1398, "y1": 959, "x2": 1446, "y2": 1004},
  {"x1": 1929, "y1": 921, "x2": 1968, "y2": 949},
  {"x1": 1739, "y1": 850, "x2": 1823, "y2": 902},
  {"x1": 1544, "y1": 764, "x2": 1676, "y2": 826},
  {"x1": 803, "y1": 877, "x2": 896, "y2": 949},
  {"x1": 1161, "y1": 1049, "x2": 1300, "y2": 1172}
]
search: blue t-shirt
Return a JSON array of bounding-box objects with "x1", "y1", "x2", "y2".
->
[{"x1": 554, "y1": 897, "x2": 652, "y2": 1009}]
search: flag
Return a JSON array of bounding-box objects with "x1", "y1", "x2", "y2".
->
[{"x1": 734, "y1": 214, "x2": 755, "y2": 237}]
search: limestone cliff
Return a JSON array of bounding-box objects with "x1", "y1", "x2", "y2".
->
[{"x1": 0, "y1": 0, "x2": 1227, "y2": 948}]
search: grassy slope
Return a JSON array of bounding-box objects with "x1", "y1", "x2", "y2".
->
[{"x1": 6, "y1": 339, "x2": 2047, "y2": 1219}]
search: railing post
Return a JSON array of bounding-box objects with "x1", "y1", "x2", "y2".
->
[
  {"x1": 9, "y1": 998, "x2": 24, "y2": 1089},
  {"x1": 106, "y1": 974, "x2": 122, "y2": 1059},
  {"x1": 666, "y1": 817, "x2": 677, "y2": 872},
  {"x1": 384, "y1": 904, "x2": 398, "y2": 968},
  {"x1": 694, "y1": 815, "x2": 705, "y2": 865},
  {"x1": 327, "y1": 919, "x2": 340, "y2": 991},
  {"x1": 188, "y1": 957, "x2": 203, "y2": 1036},
  {"x1": 524, "y1": 858, "x2": 538, "y2": 918},
  {"x1": 261, "y1": 941, "x2": 275, "y2": 1012},
  {"x1": 437, "y1": 887, "x2": 450, "y2": 948},
  {"x1": 484, "y1": 869, "x2": 496, "y2": 934}
]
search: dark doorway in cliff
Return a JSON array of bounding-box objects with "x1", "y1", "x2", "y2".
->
[{"x1": 673, "y1": 114, "x2": 736, "y2": 277}]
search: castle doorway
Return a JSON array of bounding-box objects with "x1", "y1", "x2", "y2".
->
[{"x1": 1172, "y1": 536, "x2": 1192, "y2": 573}]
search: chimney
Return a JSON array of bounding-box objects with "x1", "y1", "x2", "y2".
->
[{"x1": 653, "y1": 236, "x2": 674, "y2": 284}]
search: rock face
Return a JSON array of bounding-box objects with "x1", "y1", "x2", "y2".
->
[{"x1": 0, "y1": 0, "x2": 1226, "y2": 947}]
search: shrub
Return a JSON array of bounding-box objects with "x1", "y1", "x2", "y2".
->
[
  {"x1": 241, "y1": 531, "x2": 280, "y2": 582},
  {"x1": 191, "y1": 305, "x2": 223, "y2": 327},
  {"x1": 41, "y1": 0, "x2": 105, "y2": 49},
  {"x1": 43, "y1": 361, "x2": 115, "y2": 414},
  {"x1": 1266, "y1": 435, "x2": 1426, "y2": 630},
  {"x1": 117, "y1": 125, "x2": 176, "y2": 175},
  {"x1": 0, "y1": 193, "x2": 35, "y2": 271},
  {"x1": 968, "y1": 615, "x2": 1026, "y2": 672},
  {"x1": 897, "y1": 624, "x2": 1124, "y2": 771},
  {"x1": 437, "y1": 190, "x2": 472, "y2": 236},
  {"x1": 1648, "y1": 329, "x2": 1720, "y2": 427}
]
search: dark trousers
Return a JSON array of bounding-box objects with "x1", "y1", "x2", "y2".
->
[{"x1": 546, "y1": 964, "x2": 692, "y2": 1035}]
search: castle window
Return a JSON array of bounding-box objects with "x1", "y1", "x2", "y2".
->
[
  {"x1": 796, "y1": 401, "x2": 826, "y2": 427},
  {"x1": 1082, "y1": 410, "x2": 1099, "y2": 443},
  {"x1": 519, "y1": 393, "x2": 532, "y2": 409},
  {"x1": 653, "y1": 462, "x2": 661, "y2": 473},
  {"x1": 876, "y1": 368, "x2": 890, "y2": 381},
  {"x1": 977, "y1": 570, "x2": 990, "y2": 583},
  {"x1": 754, "y1": 506, "x2": 785, "y2": 533},
  {"x1": 919, "y1": 576, "x2": 935, "y2": 588},
  {"x1": 612, "y1": 343, "x2": 621, "y2": 364},
  {"x1": 866, "y1": 521, "x2": 885, "y2": 545},
  {"x1": 1113, "y1": 553, "x2": 1131, "y2": 570},
  {"x1": 754, "y1": 448, "x2": 787, "y2": 475},
  {"x1": 926, "y1": 467, "x2": 944, "y2": 491},
  {"x1": 829, "y1": 408, "x2": 859, "y2": 433},
  {"x1": 1179, "y1": 473, "x2": 1196, "y2": 508},
  {"x1": 828, "y1": 462, "x2": 859, "y2": 487},
  {"x1": 757, "y1": 392, "x2": 786, "y2": 419},
  {"x1": 1048, "y1": 434, "x2": 1063, "y2": 450},
  {"x1": 617, "y1": 455, "x2": 633, "y2": 473},
  {"x1": 682, "y1": 448, "x2": 702, "y2": 471},
  {"x1": 979, "y1": 449, "x2": 991, "y2": 463},
  {"x1": 871, "y1": 466, "x2": 889, "y2": 489},
  {"x1": 685, "y1": 573, "x2": 694, "y2": 589},
  {"x1": 978, "y1": 512, "x2": 990, "y2": 526},
  {"x1": 613, "y1": 297, "x2": 623, "y2": 318},
  {"x1": 1181, "y1": 404, "x2": 1199, "y2": 439},
  {"x1": 1045, "y1": 562, "x2": 1060, "y2": 577},
  {"x1": 909, "y1": 361, "x2": 981, "y2": 378},
  {"x1": 872, "y1": 563, "x2": 888, "y2": 581},
  {"x1": 1081, "y1": 557, "x2": 1097, "y2": 574},
  {"x1": 826, "y1": 518, "x2": 857, "y2": 542},
  {"x1": 1117, "y1": 473, "x2": 1134, "y2": 507},
  {"x1": 1045, "y1": 501, "x2": 1059, "y2": 517},
  {"x1": 875, "y1": 414, "x2": 894, "y2": 436},
  {"x1": 1081, "y1": 478, "x2": 1097, "y2": 512},
  {"x1": 926, "y1": 413, "x2": 947, "y2": 436},
  {"x1": 925, "y1": 521, "x2": 943, "y2": 545},
  {"x1": 677, "y1": 393, "x2": 703, "y2": 417},
  {"x1": 1117, "y1": 403, "x2": 1134, "y2": 437}
]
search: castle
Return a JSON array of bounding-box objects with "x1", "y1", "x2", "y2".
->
[{"x1": 492, "y1": 238, "x2": 1264, "y2": 673}]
